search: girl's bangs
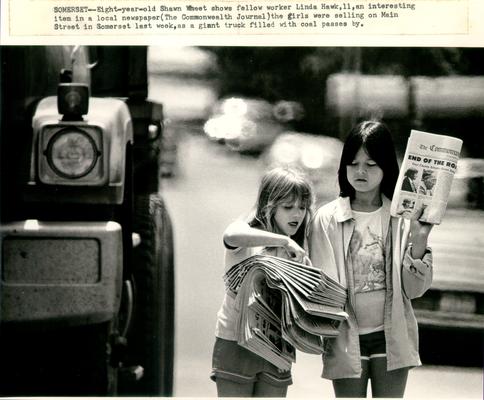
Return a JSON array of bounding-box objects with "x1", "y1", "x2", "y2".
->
[{"x1": 278, "y1": 181, "x2": 312, "y2": 208}]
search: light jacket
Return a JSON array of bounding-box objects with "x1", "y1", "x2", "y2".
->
[{"x1": 308, "y1": 196, "x2": 432, "y2": 380}]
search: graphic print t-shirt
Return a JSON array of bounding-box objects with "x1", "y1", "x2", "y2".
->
[{"x1": 349, "y1": 208, "x2": 386, "y2": 335}]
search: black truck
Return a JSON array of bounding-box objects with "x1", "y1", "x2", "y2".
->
[{"x1": 0, "y1": 46, "x2": 175, "y2": 396}]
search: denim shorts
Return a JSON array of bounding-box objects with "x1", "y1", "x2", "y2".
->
[{"x1": 211, "y1": 337, "x2": 293, "y2": 387}]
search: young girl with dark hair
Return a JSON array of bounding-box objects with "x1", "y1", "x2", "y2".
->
[
  {"x1": 211, "y1": 167, "x2": 314, "y2": 397},
  {"x1": 309, "y1": 120, "x2": 434, "y2": 398}
]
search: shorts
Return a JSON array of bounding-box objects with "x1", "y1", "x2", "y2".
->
[
  {"x1": 211, "y1": 337, "x2": 293, "y2": 387},
  {"x1": 359, "y1": 330, "x2": 387, "y2": 361}
]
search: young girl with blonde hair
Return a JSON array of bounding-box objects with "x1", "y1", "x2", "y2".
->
[{"x1": 211, "y1": 167, "x2": 314, "y2": 397}]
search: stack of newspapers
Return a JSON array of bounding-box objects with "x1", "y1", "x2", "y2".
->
[{"x1": 225, "y1": 254, "x2": 348, "y2": 370}]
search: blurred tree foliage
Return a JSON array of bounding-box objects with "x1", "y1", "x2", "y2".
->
[
  {"x1": 358, "y1": 47, "x2": 483, "y2": 76},
  {"x1": 205, "y1": 47, "x2": 484, "y2": 133}
]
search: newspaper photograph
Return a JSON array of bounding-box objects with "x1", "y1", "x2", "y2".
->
[{"x1": 391, "y1": 129, "x2": 463, "y2": 224}]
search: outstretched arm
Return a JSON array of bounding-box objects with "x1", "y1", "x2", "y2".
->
[{"x1": 223, "y1": 220, "x2": 306, "y2": 261}]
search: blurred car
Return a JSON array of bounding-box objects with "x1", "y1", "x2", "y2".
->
[
  {"x1": 413, "y1": 158, "x2": 484, "y2": 332},
  {"x1": 203, "y1": 97, "x2": 298, "y2": 154},
  {"x1": 272, "y1": 100, "x2": 305, "y2": 123},
  {"x1": 264, "y1": 132, "x2": 343, "y2": 205}
]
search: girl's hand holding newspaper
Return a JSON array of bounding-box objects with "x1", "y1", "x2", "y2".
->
[
  {"x1": 411, "y1": 205, "x2": 434, "y2": 234},
  {"x1": 302, "y1": 255, "x2": 313, "y2": 267},
  {"x1": 283, "y1": 237, "x2": 306, "y2": 263}
]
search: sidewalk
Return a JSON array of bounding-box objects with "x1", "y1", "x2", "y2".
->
[
  {"x1": 174, "y1": 352, "x2": 482, "y2": 398},
  {"x1": 289, "y1": 352, "x2": 482, "y2": 399}
]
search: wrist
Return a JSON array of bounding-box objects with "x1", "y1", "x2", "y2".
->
[
  {"x1": 409, "y1": 242, "x2": 427, "y2": 259},
  {"x1": 411, "y1": 230, "x2": 429, "y2": 244},
  {"x1": 281, "y1": 235, "x2": 290, "y2": 247},
  {"x1": 412, "y1": 223, "x2": 432, "y2": 238}
]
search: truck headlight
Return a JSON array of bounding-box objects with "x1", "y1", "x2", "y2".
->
[
  {"x1": 38, "y1": 124, "x2": 106, "y2": 186},
  {"x1": 47, "y1": 128, "x2": 99, "y2": 178}
]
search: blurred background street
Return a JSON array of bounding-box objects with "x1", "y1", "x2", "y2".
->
[{"x1": 148, "y1": 46, "x2": 484, "y2": 397}]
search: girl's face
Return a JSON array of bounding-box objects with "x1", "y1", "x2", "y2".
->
[
  {"x1": 273, "y1": 197, "x2": 307, "y2": 237},
  {"x1": 346, "y1": 146, "x2": 384, "y2": 195}
]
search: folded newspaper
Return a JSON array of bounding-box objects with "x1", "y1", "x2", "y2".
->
[
  {"x1": 391, "y1": 129, "x2": 463, "y2": 224},
  {"x1": 225, "y1": 254, "x2": 348, "y2": 370}
]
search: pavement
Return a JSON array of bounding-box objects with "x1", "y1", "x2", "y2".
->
[{"x1": 174, "y1": 351, "x2": 482, "y2": 398}]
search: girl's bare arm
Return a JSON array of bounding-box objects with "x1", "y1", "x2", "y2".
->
[{"x1": 223, "y1": 220, "x2": 305, "y2": 260}]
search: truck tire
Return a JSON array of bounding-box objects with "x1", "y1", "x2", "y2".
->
[{"x1": 119, "y1": 193, "x2": 175, "y2": 396}]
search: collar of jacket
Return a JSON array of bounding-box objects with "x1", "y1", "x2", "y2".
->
[{"x1": 334, "y1": 195, "x2": 391, "y2": 223}]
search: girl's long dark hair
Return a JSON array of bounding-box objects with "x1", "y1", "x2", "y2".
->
[
  {"x1": 248, "y1": 167, "x2": 313, "y2": 247},
  {"x1": 338, "y1": 120, "x2": 399, "y2": 200}
]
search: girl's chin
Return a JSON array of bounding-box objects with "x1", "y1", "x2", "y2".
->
[
  {"x1": 284, "y1": 226, "x2": 299, "y2": 236},
  {"x1": 351, "y1": 182, "x2": 378, "y2": 193},
  {"x1": 351, "y1": 180, "x2": 368, "y2": 188}
]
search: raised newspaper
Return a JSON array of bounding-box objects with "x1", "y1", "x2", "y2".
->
[
  {"x1": 225, "y1": 254, "x2": 348, "y2": 370},
  {"x1": 391, "y1": 129, "x2": 463, "y2": 224}
]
